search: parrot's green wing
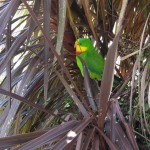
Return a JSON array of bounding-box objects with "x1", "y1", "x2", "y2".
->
[
  {"x1": 76, "y1": 48, "x2": 105, "y2": 81},
  {"x1": 85, "y1": 49, "x2": 105, "y2": 80}
]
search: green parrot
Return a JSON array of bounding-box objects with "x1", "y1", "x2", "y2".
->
[{"x1": 74, "y1": 38, "x2": 105, "y2": 80}]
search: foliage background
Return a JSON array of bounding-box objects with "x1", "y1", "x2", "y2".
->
[{"x1": 0, "y1": 0, "x2": 150, "y2": 149}]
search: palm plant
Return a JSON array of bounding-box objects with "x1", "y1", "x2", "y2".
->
[{"x1": 0, "y1": 0, "x2": 149, "y2": 149}]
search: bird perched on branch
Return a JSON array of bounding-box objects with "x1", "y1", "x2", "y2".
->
[
  {"x1": 74, "y1": 38, "x2": 121, "y2": 86},
  {"x1": 74, "y1": 38, "x2": 105, "y2": 81}
]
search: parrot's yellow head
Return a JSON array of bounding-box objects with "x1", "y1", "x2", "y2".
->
[{"x1": 74, "y1": 38, "x2": 93, "y2": 55}]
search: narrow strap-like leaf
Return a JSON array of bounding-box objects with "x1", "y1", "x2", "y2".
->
[
  {"x1": 55, "y1": 71, "x2": 89, "y2": 118},
  {"x1": 0, "y1": 88, "x2": 65, "y2": 122},
  {"x1": 43, "y1": 0, "x2": 51, "y2": 101}
]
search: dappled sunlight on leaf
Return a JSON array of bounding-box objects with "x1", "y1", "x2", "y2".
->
[{"x1": 66, "y1": 130, "x2": 77, "y2": 143}]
